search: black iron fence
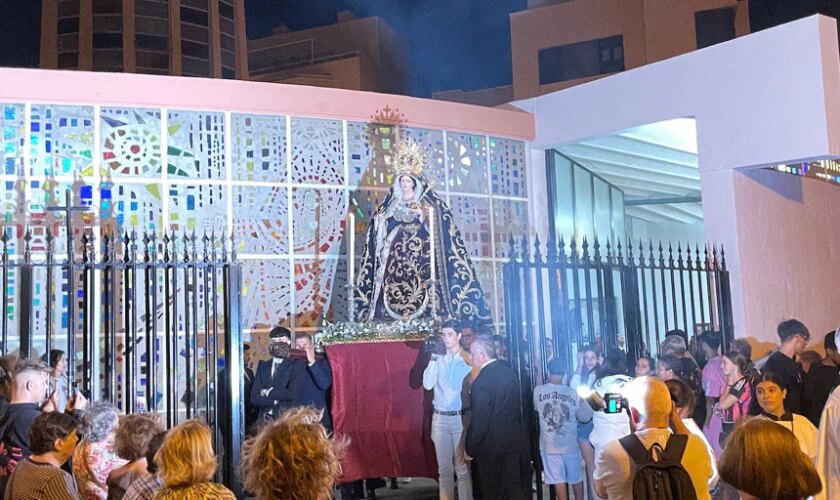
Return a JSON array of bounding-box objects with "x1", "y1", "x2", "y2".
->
[
  {"x1": 0, "y1": 222, "x2": 244, "y2": 493},
  {"x1": 503, "y1": 234, "x2": 733, "y2": 499}
]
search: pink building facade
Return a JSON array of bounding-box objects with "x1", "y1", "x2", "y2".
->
[
  {"x1": 248, "y1": 11, "x2": 410, "y2": 95},
  {"x1": 510, "y1": 0, "x2": 750, "y2": 100}
]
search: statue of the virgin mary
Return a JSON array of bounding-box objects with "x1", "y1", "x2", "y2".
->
[{"x1": 354, "y1": 140, "x2": 491, "y2": 323}]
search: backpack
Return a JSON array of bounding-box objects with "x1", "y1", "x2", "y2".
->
[{"x1": 619, "y1": 433, "x2": 698, "y2": 500}]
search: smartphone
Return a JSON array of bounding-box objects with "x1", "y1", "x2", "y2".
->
[{"x1": 603, "y1": 393, "x2": 626, "y2": 414}]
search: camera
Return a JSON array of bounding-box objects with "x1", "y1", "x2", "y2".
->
[
  {"x1": 423, "y1": 335, "x2": 446, "y2": 356},
  {"x1": 578, "y1": 387, "x2": 627, "y2": 414}
]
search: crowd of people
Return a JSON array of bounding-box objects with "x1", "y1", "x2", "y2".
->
[
  {"x1": 0, "y1": 325, "x2": 345, "y2": 500},
  {"x1": 0, "y1": 317, "x2": 837, "y2": 499},
  {"x1": 528, "y1": 319, "x2": 840, "y2": 500}
]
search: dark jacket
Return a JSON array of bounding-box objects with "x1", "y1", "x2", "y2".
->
[
  {"x1": 296, "y1": 359, "x2": 333, "y2": 430},
  {"x1": 751, "y1": 351, "x2": 805, "y2": 415},
  {"x1": 465, "y1": 361, "x2": 527, "y2": 459},
  {"x1": 250, "y1": 358, "x2": 305, "y2": 420},
  {"x1": 0, "y1": 403, "x2": 42, "y2": 496}
]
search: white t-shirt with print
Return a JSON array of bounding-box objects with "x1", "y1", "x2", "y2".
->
[{"x1": 533, "y1": 383, "x2": 580, "y2": 454}]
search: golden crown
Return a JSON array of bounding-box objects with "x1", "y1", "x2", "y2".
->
[{"x1": 391, "y1": 139, "x2": 427, "y2": 177}]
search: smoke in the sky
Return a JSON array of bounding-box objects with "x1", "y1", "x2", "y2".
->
[{"x1": 245, "y1": 0, "x2": 526, "y2": 97}]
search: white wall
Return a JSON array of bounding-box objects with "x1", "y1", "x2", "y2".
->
[{"x1": 515, "y1": 15, "x2": 840, "y2": 342}]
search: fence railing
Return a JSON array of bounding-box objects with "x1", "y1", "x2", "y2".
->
[
  {"x1": 0, "y1": 223, "x2": 244, "y2": 493},
  {"x1": 503, "y1": 234, "x2": 733, "y2": 499}
]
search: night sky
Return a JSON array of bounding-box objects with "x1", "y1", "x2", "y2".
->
[
  {"x1": 0, "y1": 0, "x2": 838, "y2": 98},
  {"x1": 0, "y1": 0, "x2": 525, "y2": 97}
]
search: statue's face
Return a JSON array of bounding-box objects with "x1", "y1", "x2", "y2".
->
[{"x1": 399, "y1": 175, "x2": 416, "y2": 199}]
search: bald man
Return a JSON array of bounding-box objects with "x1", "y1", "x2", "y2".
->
[{"x1": 593, "y1": 376, "x2": 712, "y2": 500}]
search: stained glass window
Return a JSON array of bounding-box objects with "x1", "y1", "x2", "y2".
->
[{"x1": 0, "y1": 104, "x2": 527, "y2": 333}]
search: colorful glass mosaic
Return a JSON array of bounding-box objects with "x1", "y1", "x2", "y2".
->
[
  {"x1": 449, "y1": 195, "x2": 492, "y2": 258},
  {"x1": 102, "y1": 183, "x2": 164, "y2": 232},
  {"x1": 1, "y1": 180, "x2": 24, "y2": 225},
  {"x1": 2, "y1": 104, "x2": 24, "y2": 176},
  {"x1": 232, "y1": 185, "x2": 289, "y2": 255},
  {"x1": 27, "y1": 178, "x2": 94, "y2": 253},
  {"x1": 293, "y1": 258, "x2": 338, "y2": 328},
  {"x1": 29, "y1": 105, "x2": 95, "y2": 178},
  {"x1": 292, "y1": 187, "x2": 345, "y2": 256},
  {"x1": 167, "y1": 183, "x2": 227, "y2": 234},
  {"x1": 493, "y1": 199, "x2": 529, "y2": 259},
  {"x1": 0, "y1": 105, "x2": 528, "y2": 334},
  {"x1": 347, "y1": 122, "x2": 374, "y2": 187},
  {"x1": 348, "y1": 121, "x2": 395, "y2": 188},
  {"x1": 231, "y1": 113, "x2": 286, "y2": 182},
  {"x1": 490, "y1": 137, "x2": 527, "y2": 197},
  {"x1": 167, "y1": 111, "x2": 225, "y2": 179},
  {"x1": 241, "y1": 259, "x2": 292, "y2": 329},
  {"x1": 290, "y1": 118, "x2": 344, "y2": 186},
  {"x1": 348, "y1": 188, "x2": 388, "y2": 258},
  {"x1": 447, "y1": 132, "x2": 488, "y2": 193}
]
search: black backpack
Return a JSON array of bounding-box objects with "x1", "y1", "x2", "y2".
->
[{"x1": 619, "y1": 433, "x2": 698, "y2": 500}]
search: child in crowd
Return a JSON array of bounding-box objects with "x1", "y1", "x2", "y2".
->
[{"x1": 533, "y1": 358, "x2": 588, "y2": 500}]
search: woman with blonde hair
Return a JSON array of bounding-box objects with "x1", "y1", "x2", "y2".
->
[
  {"x1": 153, "y1": 420, "x2": 234, "y2": 499},
  {"x1": 719, "y1": 418, "x2": 821, "y2": 500},
  {"x1": 240, "y1": 407, "x2": 346, "y2": 500},
  {"x1": 107, "y1": 413, "x2": 164, "y2": 499}
]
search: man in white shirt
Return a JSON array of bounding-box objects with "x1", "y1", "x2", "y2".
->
[
  {"x1": 423, "y1": 319, "x2": 474, "y2": 500},
  {"x1": 593, "y1": 376, "x2": 712, "y2": 500}
]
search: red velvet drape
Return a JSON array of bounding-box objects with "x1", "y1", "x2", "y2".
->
[{"x1": 326, "y1": 340, "x2": 438, "y2": 482}]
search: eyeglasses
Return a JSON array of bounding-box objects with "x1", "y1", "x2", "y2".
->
[{"x1": 797, "y1": 334, "x2": 810, "y2": 345}]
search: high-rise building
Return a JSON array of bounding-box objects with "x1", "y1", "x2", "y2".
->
[
  {"x1": 39, "y1": 0, "x2": 248, "y2": 79},
  {"x1": 434, "y1": 0, "x2": 750, "y2": 105},
  {"x1": 248, "y1": 11, "x2": 409, "y2": 95}
]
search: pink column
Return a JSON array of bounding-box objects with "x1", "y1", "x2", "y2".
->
[{"x1": 702, "y1": 166, "x2": 840, "y2": 354}]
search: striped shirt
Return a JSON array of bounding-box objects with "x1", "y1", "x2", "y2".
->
[{"x1": 4, "y1": 457, "x2": 81, "y2": 499}]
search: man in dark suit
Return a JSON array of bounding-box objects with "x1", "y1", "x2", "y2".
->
[
  {"x1": 294, "y1": 333, "x2": 333, "y2": 431},
  {"x1": 251, "y1": 326, "x2": 305, "y2": 421},
  {"x1": 465, "y1": 335, "x2": 531, "y2": 500}
]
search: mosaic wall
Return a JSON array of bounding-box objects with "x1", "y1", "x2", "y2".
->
[{"x1": 0, "y1": 104, "x2": 529, "y2": 339}]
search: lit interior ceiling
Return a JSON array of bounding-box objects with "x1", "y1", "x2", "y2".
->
[{"x1": 556, "y1": 118, "x2": 702, "y2": 224}]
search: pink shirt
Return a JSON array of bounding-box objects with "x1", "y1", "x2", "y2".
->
[
  {"x1": 702, "y1": 356, "x2": 726, "y2": 401},
  {"x1": 702, "y1": 356, "x2": 726, "y2": 457},
  {"x1": 73, "y1": 439, "x2": 128, "y2": 500}
]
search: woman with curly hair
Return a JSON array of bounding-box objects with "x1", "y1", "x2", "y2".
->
[
  {"x1": 154, "y1": 420, "x2": 234, "y2": 499},
  {"x1": 719, "y1": 418, "x2": 821, "y2": 500},
  {"x1": 74, "y1": 402, "x2": 128, "y2": 500},
  {"x1": 106, "y1": 413, "x2": 164, "y2": 500},
  {"x1": 240, "y1": 407, "x2": 346, "y2": 500}
]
